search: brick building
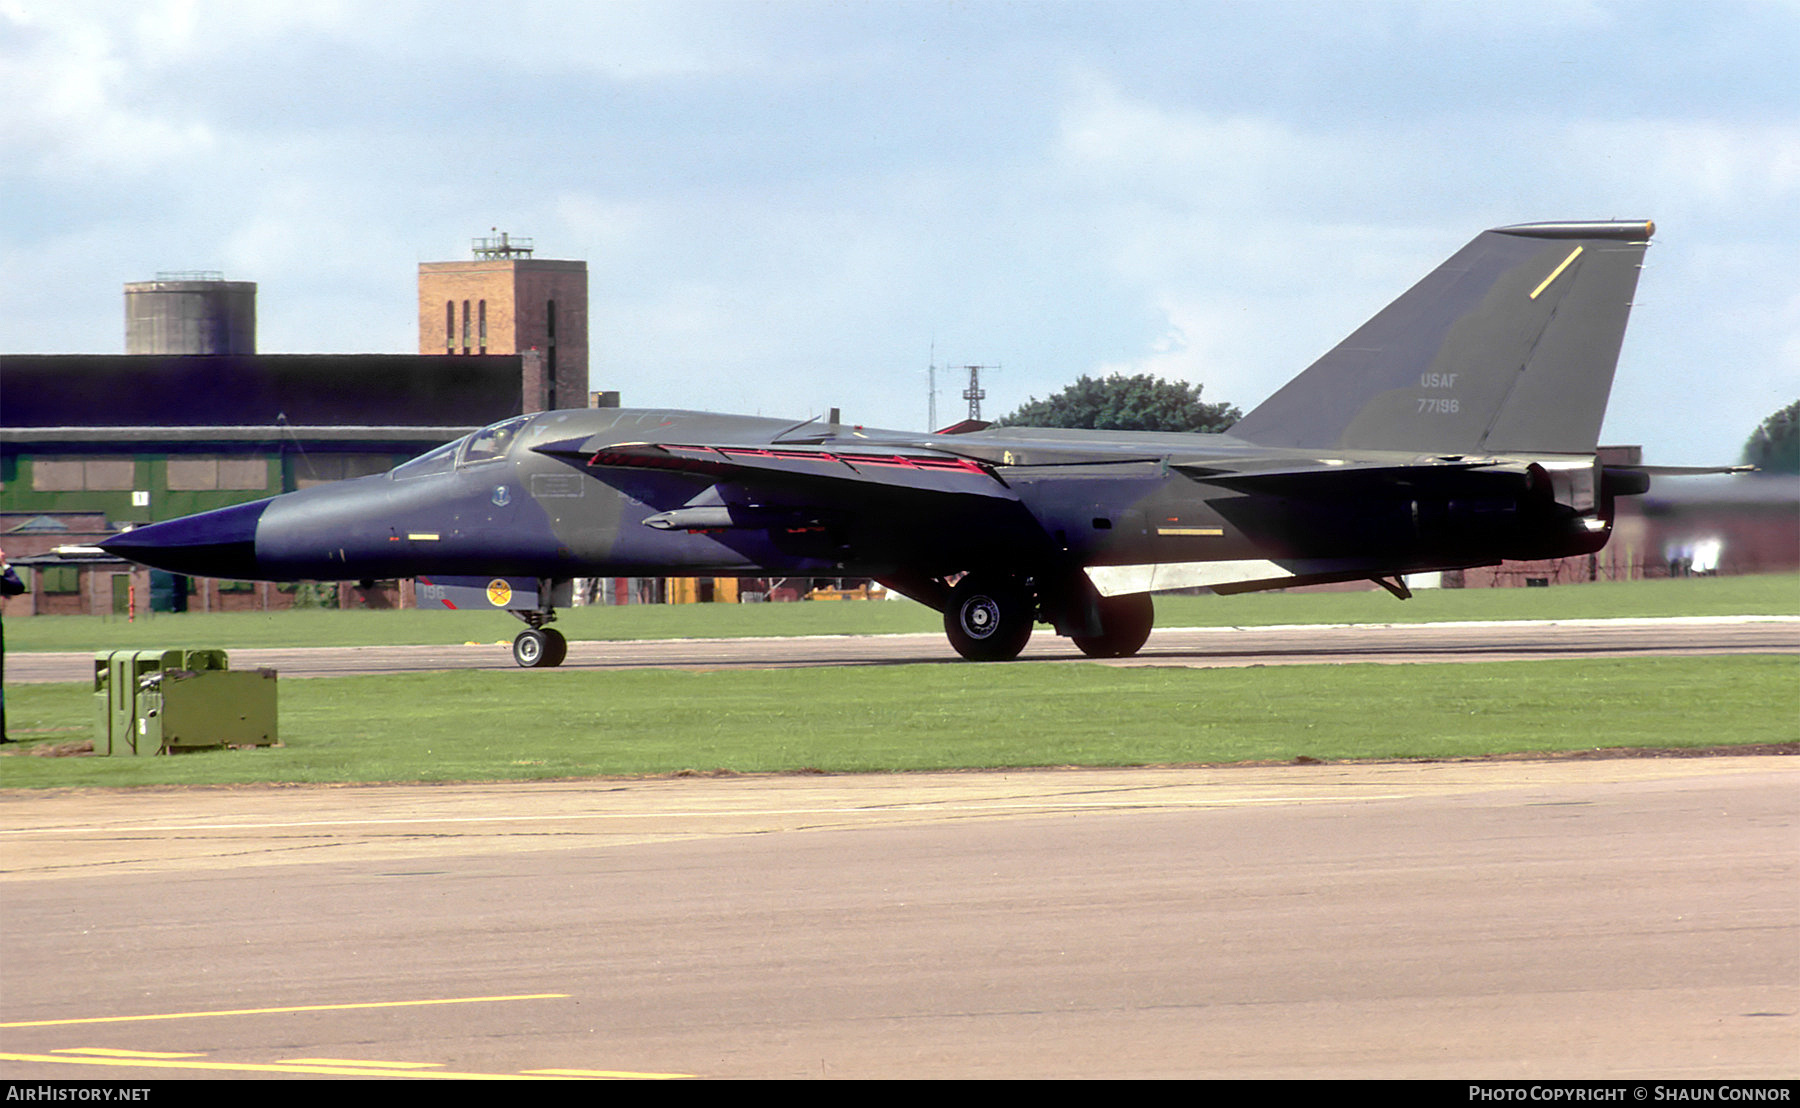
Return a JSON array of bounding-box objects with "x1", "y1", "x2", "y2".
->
[{"x1": 418, "y1": 233, "x2": 588, "y2": 412}]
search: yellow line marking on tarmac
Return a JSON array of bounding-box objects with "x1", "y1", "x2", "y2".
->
[
  {"x1": 525, "y1": 1068, "x2": 693, "y2": 1079},
  {"x1": 0, "y1": 992, "x2": 569, "y2": 1029},
  {"x1": 55, "y1": 1047, "x2": 203, "y2": 1058},
  {"x1": 0, "y1": 1051, "x2": 570, "y2": 1079},
  {"x1": 280, "y1": 1057, "x2": 444, "y2": 1068}
]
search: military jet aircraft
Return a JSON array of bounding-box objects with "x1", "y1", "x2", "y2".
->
[{"x1": 104, "y1": 219, "x2": 1720, "y2": 667}]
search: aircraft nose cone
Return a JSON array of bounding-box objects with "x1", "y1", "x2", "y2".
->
[{"x1": 99, "y1": 498, "x2": 271, "y2": 578}]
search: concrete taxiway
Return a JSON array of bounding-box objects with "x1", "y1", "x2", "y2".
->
[
  {"x1": 1, "y1": 757, "x2": 1795, "y2": 1079},
  {"x1": 9, "y1": 615, "x2": 1798, "y2": 682}
]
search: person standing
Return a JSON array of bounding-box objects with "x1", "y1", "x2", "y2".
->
[{"x1": 0, "y1": 548, "x2": 24, "y2": 744}]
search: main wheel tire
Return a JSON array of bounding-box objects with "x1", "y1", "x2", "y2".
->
[
  {"x1": 513, "y1": 628, "x2": 566, "y2": 668},
  {"x1": 944, "y1": 574, "x2": 1034, "y2": 662},
  {"x1": 1071, "y1": 592, "x2": 1154, "y2": 658}
]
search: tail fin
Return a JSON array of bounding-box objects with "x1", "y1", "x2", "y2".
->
[{"x1": 1229, "y1": 220, "x2": 1653, "y2": 456}]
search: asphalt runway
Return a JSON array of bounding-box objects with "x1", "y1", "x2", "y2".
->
[
  {"x1": 11, "y1": 615, "x2": 1799, "y2": 681},
  {"x1": 1, "y1": 758, "x2": 1794, "y2": 1079},
  {"x1": 5, "y1": 618, "x2": 1795, "y2": 1078}
]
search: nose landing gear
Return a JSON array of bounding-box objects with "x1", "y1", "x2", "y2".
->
[
  {"x1": 512, "y1": 625, "x2": 568, "y2": 668},
  {"x1": 509, "y1": 577, "x2": 570, "y2": 668}
]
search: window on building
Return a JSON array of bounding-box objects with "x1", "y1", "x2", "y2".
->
[
  {"x1": 86, "y1": 460, "x2": 134, "y2": 490},
  {"x1": 445, "y1": 301, "x2": 455, "y2": 353},
  {"x1": 166, "y1": 457, "x2": 269, "y2": 491},
  {"x1": 462, "y1": 300, "x2": 471, "y2": 354},
  {"x1": 218, "y1": 458, "x2": 269, "y2": 490},
  {"x1": 31, "y1": 458, "x2": 135, "y2": 491},
  {"x1": 478, "y1": 300, "x2": 487, "y2": 354},
  {"x1": 166, "y1": 458, "x2": 217, "y2": 490},
  {"x1": 545, "y1": 300, "x2": 558, "y2": 409},
  {"x1": 31, "y1": 460, "x2": 84, "y2": 491}
]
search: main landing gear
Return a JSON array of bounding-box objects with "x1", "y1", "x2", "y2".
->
[
  {"x1": 1069, "y1": 591, "x2": 1154, "y2": 659},
  {"x1": 937, "y1": 572, "x2": 1156, "y2": 663},
  {"x1": 944, "y1": 573, "x2": 1036, "y2": 662}
]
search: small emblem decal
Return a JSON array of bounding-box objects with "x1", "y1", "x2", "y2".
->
[
  {"x1": 493, "y1": 485, "x2": 511, "y2": 506},
  {"x1": 486, "y1": 579, "x2": 513, "y2": 607}
]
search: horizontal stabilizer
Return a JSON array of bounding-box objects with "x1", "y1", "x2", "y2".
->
[
  {"x1": 1612, "y1": 463, "x2": 1757, "y2": 476},
  {"x1": 933, "y1": 419, "x2": 992, "y2": 435}
]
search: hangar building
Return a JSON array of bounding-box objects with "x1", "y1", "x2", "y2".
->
[{"x1": 2, "y1": 240, "x2": 593, "y2": 615}]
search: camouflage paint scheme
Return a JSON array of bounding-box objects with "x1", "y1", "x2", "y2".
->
[{"x1": 104, "y1": 221, "x2": 1689, "y2": 665}]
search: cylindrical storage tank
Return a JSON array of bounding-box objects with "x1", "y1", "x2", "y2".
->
[{"x1": 124, "y1": 278, "x2": 257, "y2": 354}]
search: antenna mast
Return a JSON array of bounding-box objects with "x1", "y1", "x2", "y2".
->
[
  {"x1": 927, "y1": 343, "x2": 938, "y2": 431},
  {"x1": 958, "y1": 364, "x2": 998, "y2": 421},
  {"x1": 472, "y1": 229, "x2": 534, "y2": 260}
]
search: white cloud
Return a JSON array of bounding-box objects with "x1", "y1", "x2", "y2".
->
[
  {"x1": 2, "y1": 1, "x2": 1796, "y2": 456},
  {"x1": 0, "y1": 4, "x2": 215, "y2": 175},
  {"x1": 1056, "y1": 74, "x2": 1348, "y2": 210},
  {"x1": 1042, "y1": 67, "x2": 1800, "y2": 454},
  {"x1": 1565, "y1": 118, "x2": 1800, "y2": 210}
]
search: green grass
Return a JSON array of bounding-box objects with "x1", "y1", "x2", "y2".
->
[
  {"x1": 7, "y1": 574, "x2": 1792, "y2": 789},
  {"x1": 1157, "y1": 571, "x2": 1800, "y2": 625},
  {"x1": 3, "y1": 656, "x2": 1793, "y2": 788},
  {"x1": 9, "y1": 572, "x2": 1797, "y2": 654}
]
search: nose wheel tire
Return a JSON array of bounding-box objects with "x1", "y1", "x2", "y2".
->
[
  {"x1": 513, "y1": 627, "x2": 568, "y2": 668},
  {"x1": 944, "y1": 574, "x2": 1034, "y2": 662}
]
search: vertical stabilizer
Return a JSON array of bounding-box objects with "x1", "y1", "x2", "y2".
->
[{"x1": 1229, "y1": 220, "x2": 1653, "y2": 456}]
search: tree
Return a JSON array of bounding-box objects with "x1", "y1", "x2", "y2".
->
[
  {"x1": 996, "y1": 373, "x2": 1241, "y2": 434},
  {"x1": 1742, "y1": 400, "x2": 1800, "y2": 474}
]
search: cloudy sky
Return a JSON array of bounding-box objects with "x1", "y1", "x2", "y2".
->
[{"x1": 4, "y1": 0, "x2": 1796, "y2": 465}]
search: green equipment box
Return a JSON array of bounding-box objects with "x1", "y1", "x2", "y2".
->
[{"x1": 92, "y1": 649, "x2": 277, "y2": 755}]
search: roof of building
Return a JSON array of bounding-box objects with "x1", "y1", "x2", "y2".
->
[{"x1": 1, "y1": 354, "x2": 523, "y2": 431}]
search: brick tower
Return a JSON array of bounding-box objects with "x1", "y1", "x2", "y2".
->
[{"x1": 418, "y1": 232, "x2": 588, "y2": 411}]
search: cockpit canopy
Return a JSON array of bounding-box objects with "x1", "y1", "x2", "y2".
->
[{"x1": 393, "y1": 415, "x2": 533, "y2": 480}]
